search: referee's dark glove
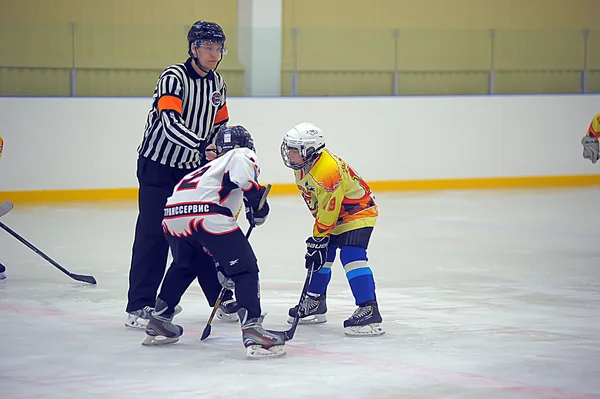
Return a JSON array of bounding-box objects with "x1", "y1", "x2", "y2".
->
[{"x1": 198, "y1": 139, "x2": 208, "y2": 156}]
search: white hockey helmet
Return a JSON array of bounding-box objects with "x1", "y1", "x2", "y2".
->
[{"x1": 280, "y1": 122, "x2": 326, "y2": 170}]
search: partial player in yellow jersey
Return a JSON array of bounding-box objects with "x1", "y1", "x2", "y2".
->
[
  {"x1": 280, "y1": 122, "x2": 384, "y2": 337},
  {"x1": 0, "y1": 136, "x2": 6, "y2": 280},
  {"x1": 581, "y1": 112, "x2": 600, "y2": 163}
]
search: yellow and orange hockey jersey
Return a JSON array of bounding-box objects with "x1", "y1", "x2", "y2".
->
[
  {"x1": 587, "y1": 113, "x2": 600, "y2": 138},
  {"x1": 293, "y1": 149, "x2": 378, "y2": 237}
]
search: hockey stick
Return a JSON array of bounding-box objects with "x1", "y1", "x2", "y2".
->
[
  {"x1": 268, "y1": 266, "x2": 314, "y2": 341},
  {"x1": 200, "y1": 183, "x2": 271, "y2": 341},
  {"x1": 0, "y1": 220, "x2": 97, "y2": 285},
  {"x1": 0, "y1": 201, "x2": 14, "y2": 273},
  {"x1": 0, "y1": 200, "x2": 13, "y2": 218}
]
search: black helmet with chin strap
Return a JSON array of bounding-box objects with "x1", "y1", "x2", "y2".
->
[{"x1": 187, "y1": 21, "x2": 226, "y2": 72}]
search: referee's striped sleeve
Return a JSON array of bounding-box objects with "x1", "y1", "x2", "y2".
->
[{"x1": 156, "y1": 74, "x2": 203, "y2": 149}]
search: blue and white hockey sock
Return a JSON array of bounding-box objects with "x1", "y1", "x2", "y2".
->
[
  {"x1": 340, "y1": 246, "x2": 376, "y2": 306},
  {"x1": 307, "y1": 245, "x2": 337, "y2": 296}
]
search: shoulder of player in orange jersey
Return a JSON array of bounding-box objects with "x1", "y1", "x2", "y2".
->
[
  {"x1": 308, "y1": 150, "x2": 342, "y2": 192},
  {"x1": 588, "y1": 112, "x2": 600, "y2": 138}
]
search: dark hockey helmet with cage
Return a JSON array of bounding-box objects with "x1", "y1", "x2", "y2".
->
[
  {"x1": 215, "y1": 125, "x2": 255, "y2": 156},
  {"x1": 187, "y1": 21, "x2": 227, "y2": 57}
]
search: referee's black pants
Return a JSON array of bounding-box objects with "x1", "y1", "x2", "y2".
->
[{"x1": 126, "y1": 156, "x2": 216, "y2": 313}]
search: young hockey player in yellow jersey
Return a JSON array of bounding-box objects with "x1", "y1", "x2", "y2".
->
[
  {"x1": 0, "y1": 137, "x2": 6, "y2": 280},
  {"x1": 280, "y1": 122, "x2": 384, "y2": 337},
  {"x1": 581, "y1": 112, "x2": 600, "y2": 163}
]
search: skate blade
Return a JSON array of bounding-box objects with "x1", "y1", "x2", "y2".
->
[
  {"x1": 344, "y1": 323, "x2": 385, "y2": 337},
  {"x1": 142, "y1": 334, "x2": 180, "y2": 346},
  {"x1": 246, "y1": 345, "x2": 286, "y2": 359},
  {"x1": 286, "y1": 314, "x2": 327, "y2": 325}
]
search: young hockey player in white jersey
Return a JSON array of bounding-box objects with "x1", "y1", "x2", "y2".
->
[{"x1": 142, "y1": 125, "x2": 286, "y2": 359}]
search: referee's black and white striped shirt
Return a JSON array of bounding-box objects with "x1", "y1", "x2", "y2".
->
[{"x1": 137, "y1": 58, "x2": 229, "y2": 169}]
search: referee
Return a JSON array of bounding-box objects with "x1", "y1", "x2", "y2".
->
[{"x1": 125, "y1": 21, "x2": 231, "y2": 328}]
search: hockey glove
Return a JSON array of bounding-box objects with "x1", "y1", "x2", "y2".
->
[
  {"x1": 305, "y1": 236, "x2": 329, "y2": 272},
  {"x1": 582, "y1": 135, "x2": 599, "y2": 164},
  {"x1": 244, "y1": 185, "x2": 270, "y2": 227},
  {"x1": 245, "y1": 199, "x2": 269, "y2": 227}
]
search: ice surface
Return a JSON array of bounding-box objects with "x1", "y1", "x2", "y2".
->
[{"x1": 1, "y1": 188, "x2": 599, "y2": 399}]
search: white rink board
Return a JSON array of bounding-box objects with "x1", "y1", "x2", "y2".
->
[{"x1": 0, "y1": 94, "x2": 598, "y2": 192}]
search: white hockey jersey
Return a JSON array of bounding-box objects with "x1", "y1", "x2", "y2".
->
[{"x1": 162, "y1": 147, "x2": 261, "y2": 237}]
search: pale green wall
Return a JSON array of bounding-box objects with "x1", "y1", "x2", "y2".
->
[
  {"x1": 1, "y1": 0, "x2": 598, "y2": 96},
  {"x1": 281, "y1": 0, "x2": 600, "y2": 95},
  {"x1": 0, "y1": 0, "x2": 242, "y2": 96}
]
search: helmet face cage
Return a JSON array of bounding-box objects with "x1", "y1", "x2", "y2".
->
[
  {"x1": 280, "y1": 141, "x2": 301, "y2": 170},
  {"x1": 280, "y1": 136, "x2": 323, "y2": 170}
]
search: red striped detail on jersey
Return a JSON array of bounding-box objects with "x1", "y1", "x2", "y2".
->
[
  {"x1": 314, "y1": 219, "x2": 335, "y2": 236},
  {"x1": 175, "y1": 165, "x2": 212, "y2": 191},
  {"x1": 191, "y1": 218, "x2": 240, "y2": 235},
  {"x1": 342, "y1": 192, "x2": 372, "y2": 205},
  {"x1": 241, "y1": 180, "x2": 261, "y2": 192},
  {"x1": 162, "y1": 219, "x2": 240, "y2": 238}
]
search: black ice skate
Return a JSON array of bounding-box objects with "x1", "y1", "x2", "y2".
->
[
  {"x1": 0, "y1": 262, "x2": 6, "y2": 280},
  {"x1": 239, "y1": 309, "x2": 286, "y2": 359},
  {"x1": 287, "y1": 293, "x2": 327, "y2": 324},
  {"x1": 142, "y1": 299, "x2": 184, "y2": 346},
  {"x1": 343, "y1": 300, "x2": 385, "y2": 337}
]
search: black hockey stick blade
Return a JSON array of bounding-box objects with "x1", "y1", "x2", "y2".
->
[
  {"x1": 268, "y1": 266, "x2": 314, "y2": 341},
  {"x1": 67, "y1": 273, "x2": 97, "y2": 285},
  {"x1": 200, "y1": 288, "x2": 226, "y2": 341},
  {"x1": 200, "y1": 184, "x2": 272, "y2": 341},
  {"x1": 0, "y1": 221, "x2": 97, "y2": 285},
  {"x1": 0, "y1": 200, "x2": 13, "y2": 218}
]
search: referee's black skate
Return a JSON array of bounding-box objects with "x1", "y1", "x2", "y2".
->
[
  {"x1": 126, "y1": 304, "x2": 182, "y2": 330},
  {"x1": 142, "y1": 299, "x2": 183, "y2": 346},
  {"x1": 287, "y1": 293, "x2": 327, "y2": 324},
  {"x1": 343, "y1": 300, "x2": 385, "y2": 337}
]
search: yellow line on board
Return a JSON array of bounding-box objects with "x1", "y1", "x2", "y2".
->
[{"x1": 1, "y1": 175, "x2": 599, "y2": 204}]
